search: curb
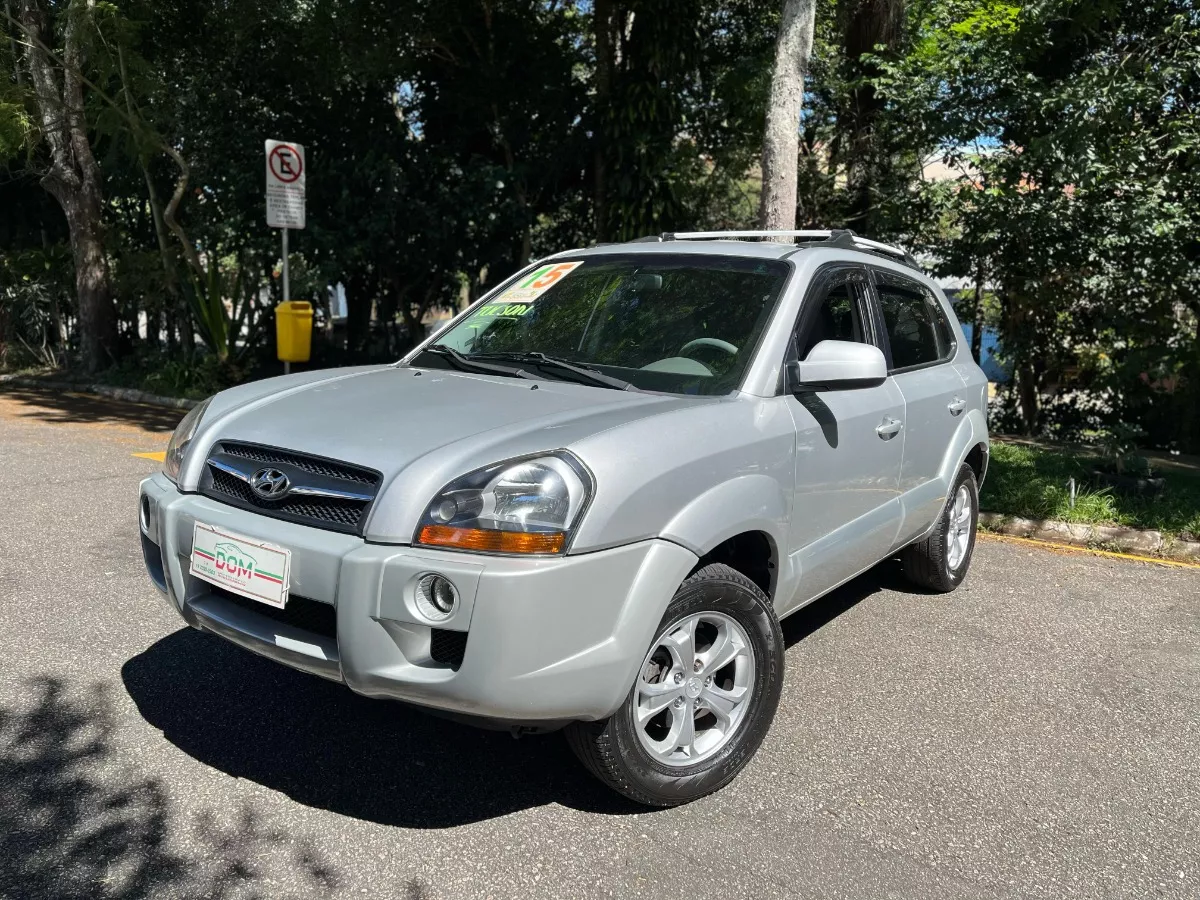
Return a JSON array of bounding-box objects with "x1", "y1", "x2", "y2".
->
[
  {"x1": 979, "y1": 512, "x2": 1200, "y2": 562},
  {"x1": 0, "y1": 374, "x2": 199, "y2": 411}
]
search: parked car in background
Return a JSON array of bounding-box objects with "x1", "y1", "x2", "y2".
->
[{"x1": 139, "y1": 229, "x2": 990, "y2": 806}]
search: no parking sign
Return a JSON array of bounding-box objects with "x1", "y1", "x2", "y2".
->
[{"x1": 265, "y1": 140, "x2": 306, "y2": 229}]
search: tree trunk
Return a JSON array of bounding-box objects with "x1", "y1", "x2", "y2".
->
[
  {"x1": 17, "y1": 0, "x2": 118, "y2": 373},
  {"x1": 971, "y1": 264, "x2": 985, "y2": 365},
  {"x1": 1017, "y1": 363, "x2": 1039, "y2": 436},
  {"x1": 840, "y1": 0, "x2": 904, "y2": 233},
  {"x1": 591, "y1": 0, "x2": 615, "y2": 242},
  {"x1": 344, "y1": 270, "x2": 374, "y2": 356},
  {"x1": 1000, "y1": 285, "x2": 1040, "y2": 435},
  {"x1": 971, "y1": 302, "x2": 985, "y2": 366},
  {"x1": 59, "y1": 189, "x2": 115, "y2": 370},
  {"x1": 117, "y1": 44, "x2": 185, "y2": 355},
  {"x1": 5, "y1": 0, "x2": 23, "y2": 86},
  {"x1": 758, "y1": 0, "x2": 816, "y2": 234}
]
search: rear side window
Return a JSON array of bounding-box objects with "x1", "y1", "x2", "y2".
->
[{"x1": 873, "y1": 270, "x2": 956, "y2": 370}]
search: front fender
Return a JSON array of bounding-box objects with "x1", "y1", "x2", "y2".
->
[{"x1": 659, "y1": 473, "x2": 788, "y2": 568}]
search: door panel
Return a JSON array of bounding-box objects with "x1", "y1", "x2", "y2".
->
[
  {"x1": 781, "y1": 264, "x2": 904, "y2": 613},
  {"x1": 891, "y1": 365, "x2": 968, "y2": 544},
  {"x1": 784, "y1": 381, "x2": 905, "y2": 612},
  {"x1": 869, "y1": 267, "x2": 969, "y2": 544}
]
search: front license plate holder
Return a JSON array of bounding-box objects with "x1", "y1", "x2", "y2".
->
[{"x1": 189, "y1": 522, "x2": 291, "y2": 608}]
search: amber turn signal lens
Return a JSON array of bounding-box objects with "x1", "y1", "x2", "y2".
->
[{"x1": 417, "y1": 525, "x2": 566, "y2": 554}]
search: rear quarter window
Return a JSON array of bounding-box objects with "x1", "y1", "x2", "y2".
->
[{"x1": 874, "y1": 270, "x2": 957, "y2": 370}]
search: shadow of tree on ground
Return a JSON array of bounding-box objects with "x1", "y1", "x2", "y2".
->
[
  {"x1": 0, "y1": 677, "x2": 340, "y2": 899},
  {"x1": 0, "y1": 386, "x2": 185, "y2": 434}
]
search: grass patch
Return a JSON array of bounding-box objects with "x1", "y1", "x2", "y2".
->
[{"x1": 983, "y1": 441, "x2": 1200, "y2": 540}]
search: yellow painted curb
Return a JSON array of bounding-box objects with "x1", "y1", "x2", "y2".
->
[
  {"x1": 133, "y1": 451, "x2": 166, "y2": 462},
  {"x1": 978, "y1": 532, "x2": 1200, "y2": 570}
]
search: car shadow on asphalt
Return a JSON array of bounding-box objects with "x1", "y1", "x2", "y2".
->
[
  {"x1": 121, "y1": 630, "x2": 641, "y2": 827},
  {"x1": 780, "y1": 558, "x2": 914, "y2": 648},
  {"x1": 0, "y1": 385, "x2": 185, "y2": 433},
  {"x1": 121, "y1": 562, "x2": 915, "y2": 828}
]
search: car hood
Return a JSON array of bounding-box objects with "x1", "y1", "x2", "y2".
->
[{"x1": 185, "y1": 364, "x2": 711, "y2": 541}]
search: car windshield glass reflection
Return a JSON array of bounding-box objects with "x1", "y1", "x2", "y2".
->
[{"x1": 411, "y1": 254, "x2": 790, "y2": 395}]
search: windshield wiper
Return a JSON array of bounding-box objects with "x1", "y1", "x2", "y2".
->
[
  {"x1": 422, "y1": 344, "x2": 534, "y2": 380},
  {"x1": 471, "y1": 351, "x2": 640, "y2": 392}
]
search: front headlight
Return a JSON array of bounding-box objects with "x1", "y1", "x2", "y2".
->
[
  {"x1": 415, "y1": 452, "x2": 593, "y2": 555},
  {"x1": 163, "y1": 398, "x2": 211, "y2": 483}
]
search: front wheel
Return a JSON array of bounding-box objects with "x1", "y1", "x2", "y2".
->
[
  {"x1": 565, "y1": 563, "x2": 784, "y2": 807},
  {"x1": 901, "y1": 463, "x2": 979, "y2": 592}
]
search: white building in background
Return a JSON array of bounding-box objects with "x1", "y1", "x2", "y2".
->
[{"x1": 329, "y1": 283, "x2": 348, "y2": 321}]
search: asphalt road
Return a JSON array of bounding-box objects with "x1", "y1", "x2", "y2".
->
[{"x1": 1, "y1": 384, "x2": 1198, "y2": 900}]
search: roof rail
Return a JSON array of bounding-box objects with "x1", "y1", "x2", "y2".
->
[{"x1": 640, "y1": 228, "x2": 920, "y2": 269}]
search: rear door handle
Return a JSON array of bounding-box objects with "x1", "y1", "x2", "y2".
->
[
  {"x1": 948, "y1": 397, "x2": 966, "y2": 416},
  {"x1": 876, "y1": 417, "x2": 903, "y2": 439}
]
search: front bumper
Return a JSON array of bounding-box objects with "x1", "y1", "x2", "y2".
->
[{"x1": 139, "y1": 473, "x2": 697, "y2": 725}]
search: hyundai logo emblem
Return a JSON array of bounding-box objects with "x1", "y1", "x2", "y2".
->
[{"x1": 249, "y1": 467, "x2": 291, "y2": 500}]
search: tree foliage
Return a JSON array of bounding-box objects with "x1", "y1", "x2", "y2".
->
[
  {"x1": 879, "y1": 0, "x2": 1200, "y2": 445},
  {"x1": 1, "y1": 0, "x2": 1198, "y2": 450}
]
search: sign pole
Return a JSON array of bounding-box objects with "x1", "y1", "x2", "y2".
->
[
  {"x1": 282, "y1": 226, "x2": 290, "y2": 375},
  {"x1": 265, "y1": 139, "x2": 306, "y2": 376}
]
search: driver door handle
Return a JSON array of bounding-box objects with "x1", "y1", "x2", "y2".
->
[
  {"x1": 948, "y1": 397, "x2": 966, "y2": 416},
  {"x1": 876, "y1": 417, "x2": 903, "y2": 439}
]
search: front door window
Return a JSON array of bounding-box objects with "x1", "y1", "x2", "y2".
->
[{"x1": 794, "y1": 269, "x2": 870, "y2": 361}]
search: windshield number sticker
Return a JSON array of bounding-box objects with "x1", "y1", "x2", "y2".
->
[
  {"x1": 477, "y1": 303, "x2": 534, "y2": 318},
  {"x1": 496, "y1": 261, "x2": 582, "y2": 304}
]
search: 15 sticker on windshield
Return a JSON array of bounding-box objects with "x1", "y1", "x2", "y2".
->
[{"x1": 497, "y1": 261, "x2": 583, "y2": 304}]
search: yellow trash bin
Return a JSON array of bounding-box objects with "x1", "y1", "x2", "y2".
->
[{"x1": 275, "y1": 300, "x2": 313, "y2": 363}]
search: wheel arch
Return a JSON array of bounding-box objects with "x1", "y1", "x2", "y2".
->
[
  {"x1": 939, "y1": 408, "x2": 990, "y2": 489},
  {"x1": 691, "y1": 530, "x2": 777, "y2": 599},
  {"x1": 964, "y1": 441, "x2": 989, "y2": 488},
  {"x1": 658, "y1": 474, "x2": 788, "y2": 599}
]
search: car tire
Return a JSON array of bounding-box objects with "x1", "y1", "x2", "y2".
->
[
  {"x1": 901, "y1": 463, "x2": 979, "y2": 592},
  {"x1": 565, "y1": 562, "x2": 784, "y2": 807}
]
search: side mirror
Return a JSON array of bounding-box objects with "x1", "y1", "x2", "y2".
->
[{"x1": 786, "y1": 340, "x2": 887, "y2": 392}]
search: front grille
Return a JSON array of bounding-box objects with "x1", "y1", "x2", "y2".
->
[
  {"x1": 430, "y1": 628, "x2": 468, "y2": 669},
  {"x1": 208, "y1": 468, "x2": 365, "y2": 528},
  {"x1": 209, "y1": 585, "x2": 337, "y2": 640},
  {"x1": 221, "y1": 442, "x2": 378, "y2": 485},
  {"x1": 199, "y1": 442, "x2": 381, "y2": 535}
]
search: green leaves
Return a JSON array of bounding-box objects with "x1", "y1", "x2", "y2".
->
[
  {"x1": 182, "y1": 258, "x2": 239, "y2": 363},
  {"x1": 0, "y1": 101, "x2": 29, "y2": 160},
  {"x1": 886, "y1": 0, "x2": 1200, "y2": 441}
]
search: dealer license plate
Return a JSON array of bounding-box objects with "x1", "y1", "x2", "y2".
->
[{"x1": 189, "y1": 522, "x2": 292, "y2": 608}]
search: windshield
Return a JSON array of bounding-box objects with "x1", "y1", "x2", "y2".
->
[{"x1": 412, "y1": 254, "x2": 790, "y2": 395}]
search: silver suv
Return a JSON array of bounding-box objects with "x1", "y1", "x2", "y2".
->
[{"x1": 139, "y1": 230, "x2": 989, "y2": 806}]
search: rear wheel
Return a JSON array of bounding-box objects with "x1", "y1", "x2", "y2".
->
[
  {"x1": 565, "y1": 563, "x2": 784, "y2": 807},
  {"x1": 901, "y1": 463, "x2": 979, "y2": 592}
]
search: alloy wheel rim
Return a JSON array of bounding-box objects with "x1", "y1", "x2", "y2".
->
[
  {"x1": 633, "y1": 611, "x2": 755, "y2": 767},
  {"x1": 945, "y1": 484, "x2": 973, "y2": 571}
]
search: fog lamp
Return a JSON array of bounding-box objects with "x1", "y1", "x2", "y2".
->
[{"x1": 415, "y1": 574, "x2": 458, "y2": 620}]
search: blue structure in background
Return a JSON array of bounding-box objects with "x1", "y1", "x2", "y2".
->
[
  {"x1": 958, "y1": 324, "x2": 1009, "y2": 383},
  {"x1": 941, "y1": 288, "x2": 1009, "y2": 383}
]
